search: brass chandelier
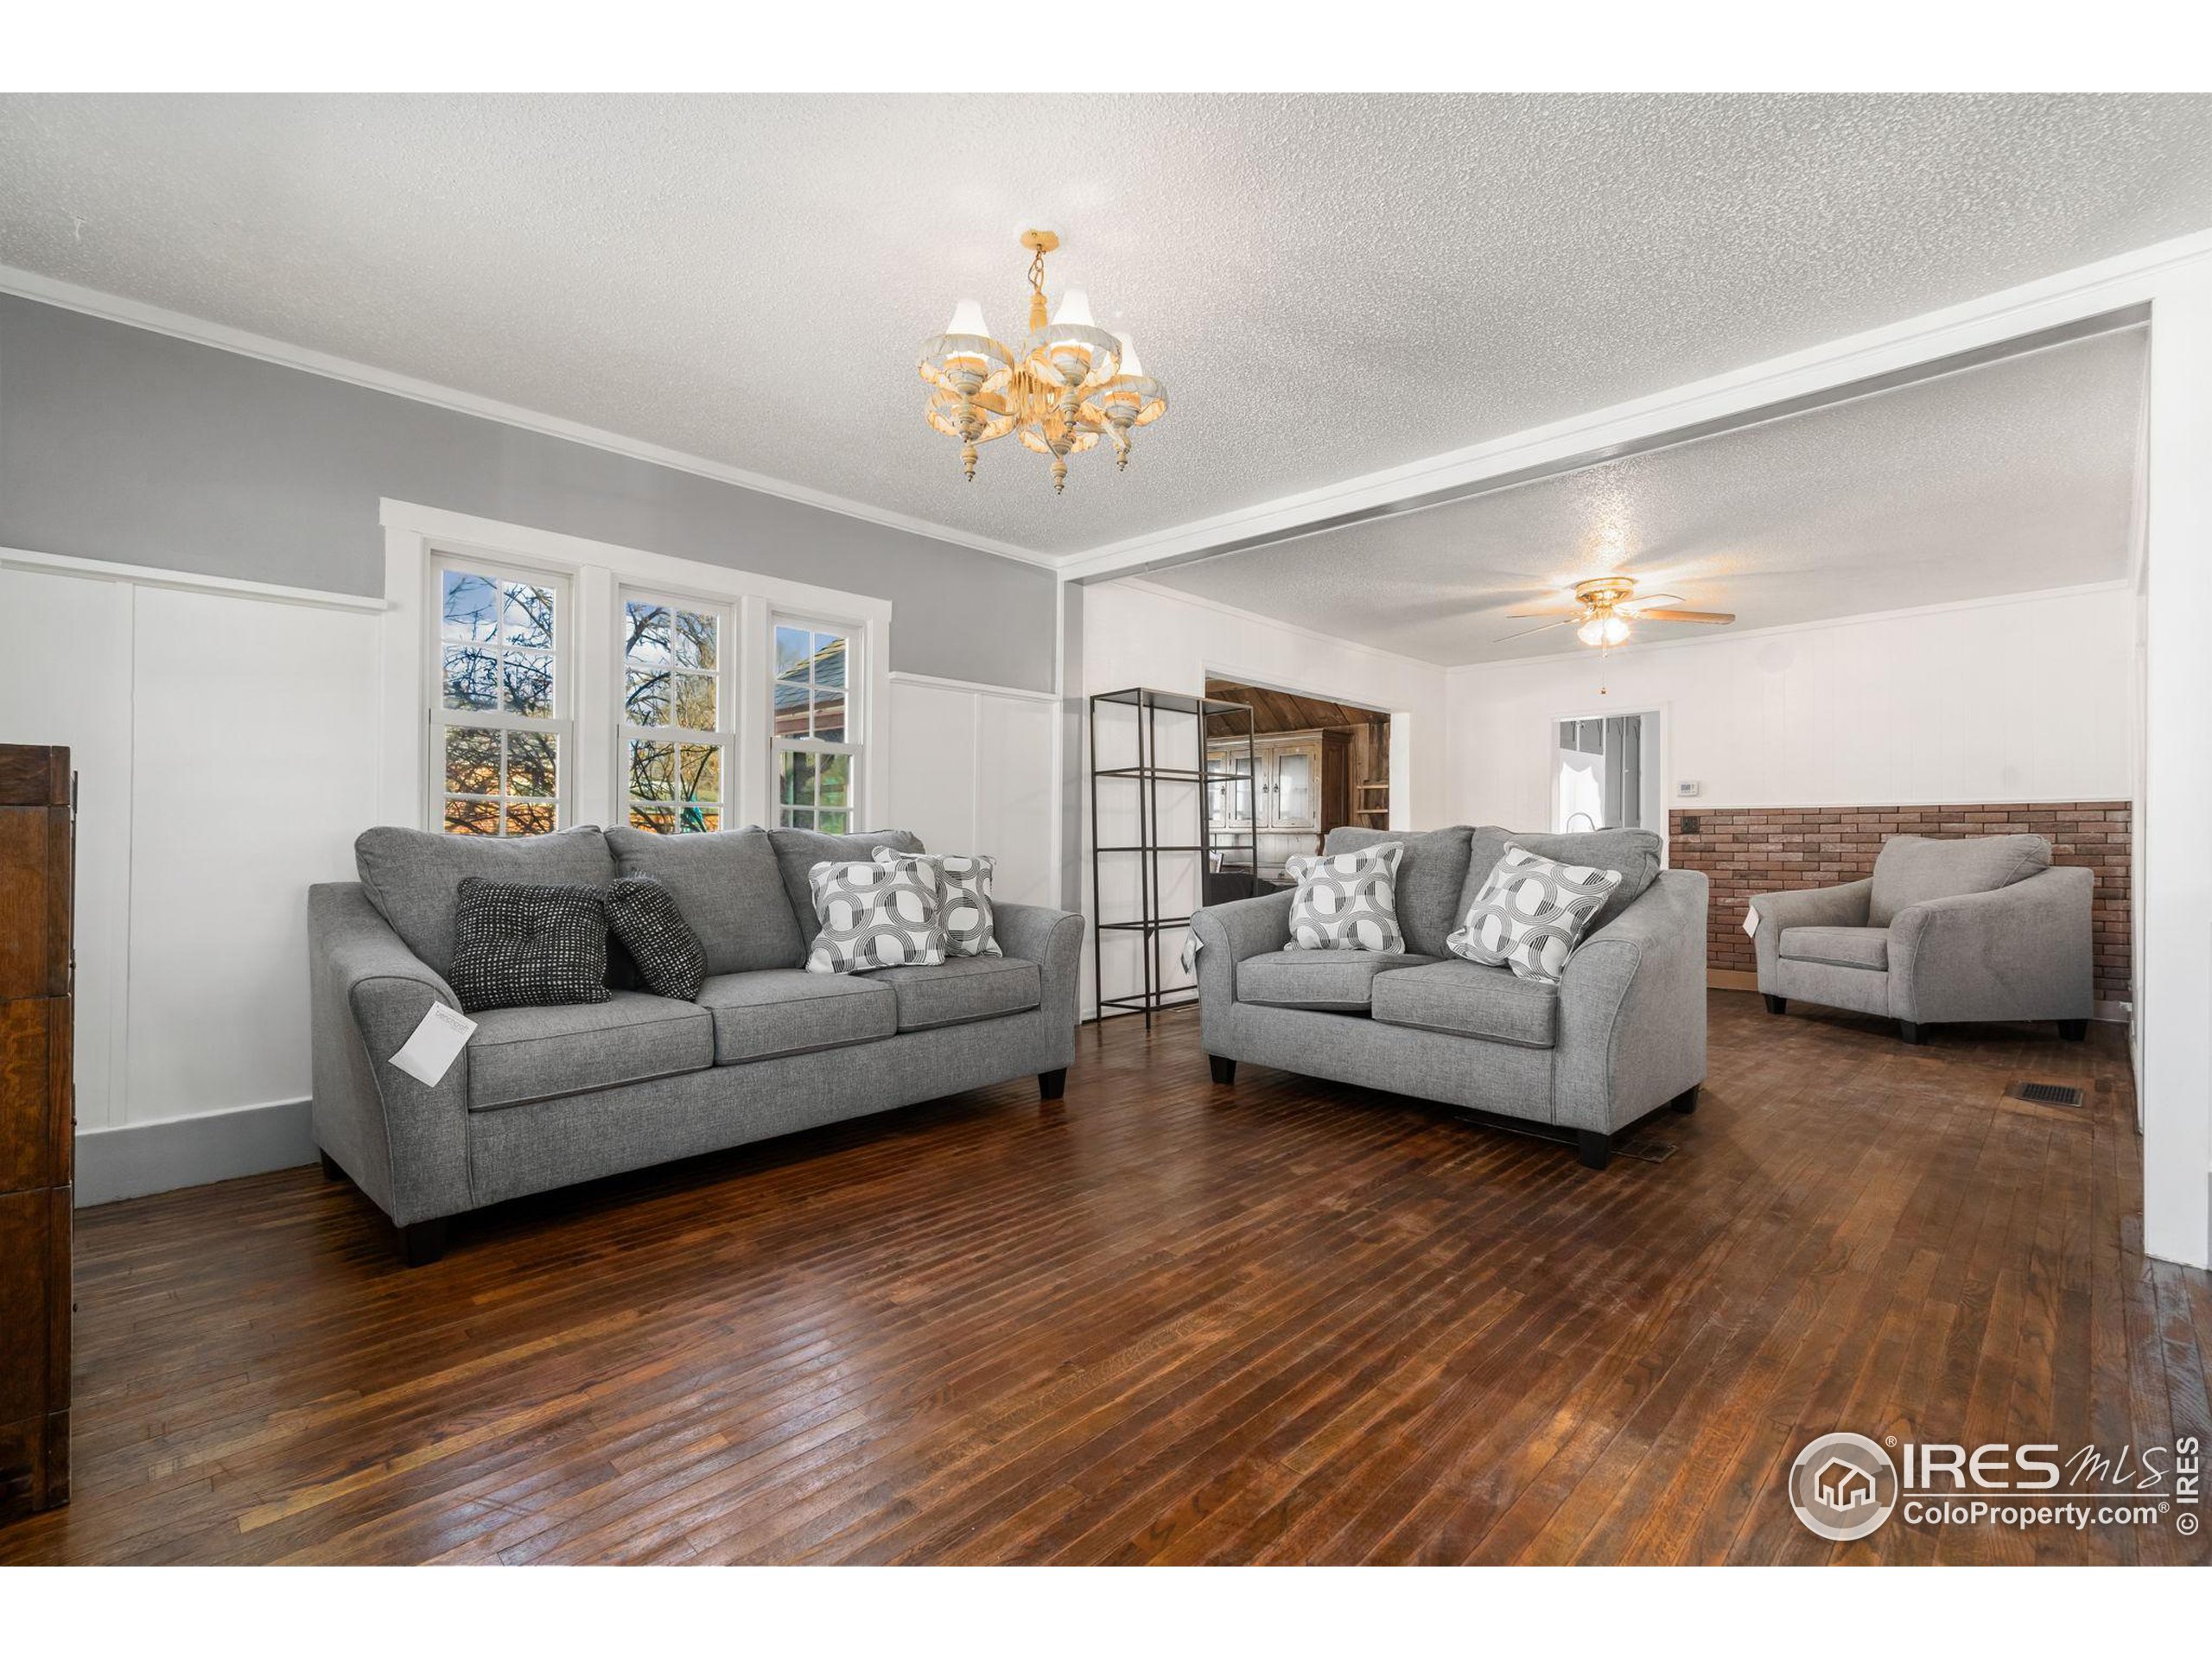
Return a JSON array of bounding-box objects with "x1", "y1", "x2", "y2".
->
[{"x1": 917, "y1": 229, "x2": 1167, "y2": 493}]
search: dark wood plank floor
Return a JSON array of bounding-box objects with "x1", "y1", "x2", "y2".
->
[{"x1": 3, "y1": 991, "x2": 2206, "y2": 1565}]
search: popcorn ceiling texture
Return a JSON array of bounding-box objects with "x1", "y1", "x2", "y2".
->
[
  {"x1": 2, "y1": 94, "x2": 2206, "y2": 561},
  {"x1": 1671, "y1": 802, "x2": 2133, "y2": 1004}
]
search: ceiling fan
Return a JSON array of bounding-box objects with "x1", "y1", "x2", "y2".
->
[{"x1": 1498, "y1": 576, "x2": 1736, "y2": 647}]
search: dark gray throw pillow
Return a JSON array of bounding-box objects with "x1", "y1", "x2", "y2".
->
[
  {"x1": 603, "y1": 874, "x2": 709, "y2": 1001},
  {"x1": 448, "y1": 877, "x2": 612, "y2": 1014}
]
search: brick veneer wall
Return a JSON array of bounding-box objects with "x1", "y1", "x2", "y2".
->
[{"x1": 1668, "y1": 801, "x2": 2132, "y2": 1005}]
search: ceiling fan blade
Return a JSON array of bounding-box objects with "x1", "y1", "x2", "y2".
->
[
  {"x1": 1617, "y1": 592, "x2": 1685, "y2": 613},
  {"x1": 1630, "y1": 608, "x2": 1736, "y2": 624},
  {"x1": 1504, "y1": 607, "x2": 1577, "y2": 619},
  {"x1": 1495, "y1": 618, "x2": 1575, "y2": 642}
]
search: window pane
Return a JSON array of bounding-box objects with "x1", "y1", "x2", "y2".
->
[
  {"x1": 679, "y1": 805, "x2": 721, "y2": 835},
  {"x1": 444, "y1": 798, "x2": 499, "y2": 836},
  {"x1": 778, "y1": 805, "x2": 810, "y2": 829},
  {"x1": 503, "y1": 652, "x2": 554, "y2": 718},
  {"x1": 813, "y1": 633, "x2": 847, "y2": 689},
  {"x1": 503, "y1": 582, "x2": 555, "y2": 650},
  {"x1": 675, "y1": 610, "x2": 717, "y2": 671},
  {"x1": 509, "y1": 731, "x2": 558, "y2": 799},
  {"x1": 624, "y1": 601, "x2": 671, "y2": 664},
  {"x1": 817, "y1": 810, "x2": 849, "y2": 835},
  {"x1": 505, "y1": 801, "x2": 556, "y2": 836},
  {"x1": 674, "y1": 673, "x2": 715, "y2": 732},
  {"x1": 810, "y1": 688, "x2": 847, "y2": 743},
  {"x1": 443, "y1": 726, "x2": 500, "y2": 795},
  {"x1": 442, "y1": 572, "x2": 499, "y2": 641},
  {"x1": 628, "y1": 739, "x2": 676, "y2": 801},
  {"x1": 817, "y1": 753, "x2": 849, "y2": 808},
  {"x1": 779, "y1": 750, "x2": 814, "y2": 806},
  {"x1": 625, "y1": 669, "x2": 671, "y2": 727},
  {"x1": 442, "y1": 646, "x2": 499, "y2": 711},
  {"x1": 678, "y1": 744, "x2": 721, "y2": 803},
  {"x1": 629, "y1": 804, "x2": 677, "y2": 834},
  {"x1": 773, "y1": 678, "x2": 809, "y2": 740},
  {"x1": 775, "y1": 626, "x2": 811, "y2": 676}
]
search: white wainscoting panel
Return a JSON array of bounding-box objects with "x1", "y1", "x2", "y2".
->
[{"x1": 887, "y1": 674, "x2": 1058, "y2": 909}]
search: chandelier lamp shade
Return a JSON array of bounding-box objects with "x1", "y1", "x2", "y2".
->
[{"x1": 917, "y1": 229, "x2": 1167, "y2": 493}]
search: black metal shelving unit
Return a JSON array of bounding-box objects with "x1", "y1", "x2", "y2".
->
[{"x1": 1089, "y1": 687, "x2": 1257, "y2": 1025}]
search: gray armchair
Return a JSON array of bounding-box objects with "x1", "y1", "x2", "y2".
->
[{"x1": 1751, "y1": 833, "x2": 2092, "y2": 1044}]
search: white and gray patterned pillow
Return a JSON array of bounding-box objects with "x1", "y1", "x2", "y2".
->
[
  {"x1": 1448, "y1": 844, "x2": 1623, "y2": 983},
  {"x1": 1282, "y1": 841, "x2": 1407, "y2": 953},
  {"x1": 448, "y1": 876, "x2": 612, "y2": 1013},
  {"x1": 876, "y1": 848, "x2": 1000, "y2": 958},
  {"x1": 805, "y1": 856, "x2": 947, "y2": 975}
]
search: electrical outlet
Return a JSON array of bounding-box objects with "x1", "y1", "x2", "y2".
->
[{"x1": 1681, "y1": 815, "x2": 1702, "y2": 836}]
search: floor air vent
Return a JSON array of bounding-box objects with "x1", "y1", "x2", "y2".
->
[{"x1": 2007, "y1": 1081, "x2": 2085, "y2": 1108}]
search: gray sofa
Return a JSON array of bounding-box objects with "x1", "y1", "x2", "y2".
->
[
  {"x1": 309, "y1": 823, "x2": 1083, "y2": 1262},
  {"x1": 1751, "y1": 832, "x2": 2092, "y2": 1044},
  {"x1": 1191, "y1": 826, "x2": 1709, "y2": 1169}
]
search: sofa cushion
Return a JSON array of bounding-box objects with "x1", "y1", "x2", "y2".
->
[
  {"x1": 605, "y1": 826, "x2": 805, "y2": 974},
  {"x1": 1779, "y1": 925, "x2": 1891, "y2": 973},
  {"x1": 873, "y1": 956, "x2": 1042, "y2": 1031},
  {"x1": 695, "y1": 969, "x2": 897, "y2": 1064},
  {"x1": 1369, "y1": 959, "x2": 1560, "y2": 1049},
  {"x1": 1491, "y1": 829, "x2": 1662, "y2": 937},
  {"x1": 1236, "y1": 950, "x2": 1438, "y2": 1011},
  {"x1": 355, "y1": 823, "x2": 613, "y2": 979},
  {"x1": 1324, "y1": 825, "x2": 1476, "y2": 959},
  {"x1": 467, "y1": 990, "x2": 714, "y2": 1110},
  {"x1": 768, "y1": 826, "x2": 924, "y2": 938},
  {"x1": 1868, "y1": 834, "x2": 2050, "y2": 927}
]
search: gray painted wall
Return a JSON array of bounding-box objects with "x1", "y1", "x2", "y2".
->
[{"x1": 0, "y1": 295, "x2": 1058, "y2": 692}]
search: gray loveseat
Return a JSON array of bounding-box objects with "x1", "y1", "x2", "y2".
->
[
  {"x1": 1751, "y1": 832, "x2": 2092, "y2": 1044},
  {"x1": 309, "y1": 823, "x2": 1083, "y2": 1262},
  {"x1": 1191, "y1": 826, "x2": 1708, "y2": 1169}
]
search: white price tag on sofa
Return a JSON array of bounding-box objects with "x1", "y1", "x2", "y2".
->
[
  {"x1": 1743, "y1": 904, "x2": 1759, "y2": 938},
  {"x1": 389, "y1": 1002, "x2": 477, "y2": 1086}
]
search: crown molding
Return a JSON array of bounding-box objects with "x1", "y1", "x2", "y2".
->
[{"x1": 0, "y1": 265, "x2": 1061, "y2": 573}]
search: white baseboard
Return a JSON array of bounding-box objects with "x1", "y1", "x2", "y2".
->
[{"x1": 76, "y1": 1098, "x2": 316, "y2": 1208}]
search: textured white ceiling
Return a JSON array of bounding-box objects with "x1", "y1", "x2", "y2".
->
[
  {"x1": 0, "y1": 94, "x2": 2205, "y2": 561},
  {"x1": 1146, "y1": 326, "x2": 2148, "y2": 664}
]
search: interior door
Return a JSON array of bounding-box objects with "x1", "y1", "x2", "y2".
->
[{"x1": 1270, "y1": 740, "x2": 1321, "y2": 830}]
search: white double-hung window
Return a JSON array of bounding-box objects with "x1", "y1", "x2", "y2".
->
[
  {"x1": 618, "y1": 591, "x2": 734, "y2": 833},
  {"x1": 432, "y1": 559, "x2": 569, "y2": 836},
  {"x1": 772, "y1": 617, "x2": 862, "y2": 832}
]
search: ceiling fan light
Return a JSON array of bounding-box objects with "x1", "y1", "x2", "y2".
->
[
  {"x1": 1576, "y1": 617, "x2": 1607, "y2": 647},
  {"x1": 1603, "y1": 615, "x2": 1630, "y2": 646}
]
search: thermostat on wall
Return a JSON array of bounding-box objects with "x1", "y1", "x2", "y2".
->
[{"x1": 1675, "y1": 779, "x2": 1700, "y2": 798}]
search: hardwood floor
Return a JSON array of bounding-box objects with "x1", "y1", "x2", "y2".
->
[{"x1": 3, "y1": 991, "x2": 2206, "y2": 1565}]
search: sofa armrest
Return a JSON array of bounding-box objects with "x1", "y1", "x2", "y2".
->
[
  {"x1": 1750, "y1": 877, "x2": 1872, "y2": 987},
  {"x1": 1554, "y1": 868, "x2": 1709, "y2": 1134},
  {"x1": 995, "y1": 901, "x2": 1085, "y2": 1045},
  {"x1": 308, "y1": 883, "x2": 473, "y2": 1227},
  {"x1": 1190, "y1": 889, "x2": 1296, "y2": 1052},
  {"x1": 1887, "y1": 865, "x2": 2093, "y2": 1024}
]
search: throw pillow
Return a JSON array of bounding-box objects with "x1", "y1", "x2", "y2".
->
[
  {"x1": 1282, "y1": 841, "x2": 1407, "y2": 953},
  {"x1": 805, "y1": 856, "x2": 948, "y2": 975},
  {"x1": 1448, "y1": 844, "x2": 1624, "y2": 984},
  {"x1": 448, "y1": 876, "x2": 613, "y2": 1014},
  {"x1": 877, "y1": 848, "x2": 1001, "y2": 958},
  {"x1": 602, "y1": 874, "x2": 709, "y2": 1001}
]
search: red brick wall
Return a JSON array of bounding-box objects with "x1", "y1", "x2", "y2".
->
[{"x1": 1669, "y1": 801, "x2": 2132, "y2": 1004}]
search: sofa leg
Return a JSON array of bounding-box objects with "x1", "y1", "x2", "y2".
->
[
  {"x1": 1038, "y1": 1067, "x2": 1067, "y2": 1101},
  {"x1": 2058, "y1": 1019, "x2": 2088, "y2": 1042},
  {"x1": 1576, "y1": 1130, "x2": 1612, "y2": 1171},
  {"x1": 1898, "y1": 1020, "x2": 1925, "y2": 1046},
  {"x1": 320, "y1": 1150, "x2": 345, "y2": 1183},
  {"x1": 1668, "y1": 1084, "x2": 1700, "y2": 1116},
  {"x1": 1763, "y1": 995, "x2": 1787, "y2": 1016},
  {"x1": 1209, "y1": 1055, "x2": 1236, "y2": 1086},
  {"x1": 398, "y1": 1218, "x2": 448, "y2": 1268}
]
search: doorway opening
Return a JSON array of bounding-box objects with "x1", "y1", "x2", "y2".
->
[
  {"x1": 1550, "y1": 708, "x2": 1663, "y2": 835},
  {"x1": 1202, "y1": 675, "x2": 1393, "y2": 904}
]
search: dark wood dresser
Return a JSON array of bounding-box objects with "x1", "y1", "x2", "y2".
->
[{"x1": 0, "y1": 745, "x2": 72, "y2": 1521}]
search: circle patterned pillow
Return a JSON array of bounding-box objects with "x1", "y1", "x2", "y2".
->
[
  {"x1": 805, "y1": 856, "x2": 948, "y2": 975},
  {"x1": 1448, "y1": 843, "x2": 1623, "y2": 983},
  {"x1": 1281, "y1": 841, "x2": 1407, "y2": 953},
  {"x1": 875, "y1": 848, "x2": 1000, "y2": 958}
]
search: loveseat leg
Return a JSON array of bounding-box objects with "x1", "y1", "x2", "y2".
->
[
  {"x1": 320, "y1": 1150, "x2": 345, "y2": 1183},
  {"x1": 1763, "y1": 994, "x2": 1787, "y2": 1016},
  {"x1": 2058, "y1": 1019, "x2": 2088, "y2": 1042},
  {"x1": 398, "y1": 1218, "x2": 448, "y2": 1268},
  {"x1": 1039, "y1": 1068, "x2": 1067, "y2": 1101},
  {"x1": 1576, "y1": 1130, "x2": 1612, "y2": 1171},
  {"x1": 1209, "y1": 1055, "x2": 1236, "y2": 1086},
  {"x1": 1668, "y1": 1084, "x2": 1700, "y2": 1116},
  {"x1": 1898, "y1": 1020, "x2": 1925, "y2": 1046}
]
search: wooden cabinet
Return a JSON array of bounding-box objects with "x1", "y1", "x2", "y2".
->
[
  {"x1": 0, "y1": 745, "x2": 71, "y2": 1522},
  {"x1": 1207, "y1": 729, "x2": 1352, "y2": 875}
]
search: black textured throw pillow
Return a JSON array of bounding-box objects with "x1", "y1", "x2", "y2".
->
[
  {"x1": 602, "y1": 874, "x2": 709, "y2": 1001},
  {"x1": 448, "y1": 876, "x2": 613, "y2": 1014}
]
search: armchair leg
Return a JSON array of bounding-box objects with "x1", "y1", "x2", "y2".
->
[
  {"x1": 2057, "y1": 1019, "x2": 2088, "y2": 1042},
  {"x1": 320, "y1": 1150, "x2": 346, "y2": 1183},
  {"x1": 1208, "y1": 1055, "x2": 1236, "y2": 1086},
  {"x1": 398, "y1": 1218, "x2": 448, "y2": 1268},
  {"x1": 1668, "y1": 1084, "x2": 1700, "y2": 1116},
  {"x1": 1576, "y1": 1130, "x2": 1612, "y2": 1171},
  {"x1": 1038, "y1": 1068, "x2": 1067, "y2": 1101},
  {"x1": 1898, "y1": 1020, "x2": 1925, "y2": 1046},
  {"x1": 1763, "y1": 995, "x2": 1787, "y2": 1016}
]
